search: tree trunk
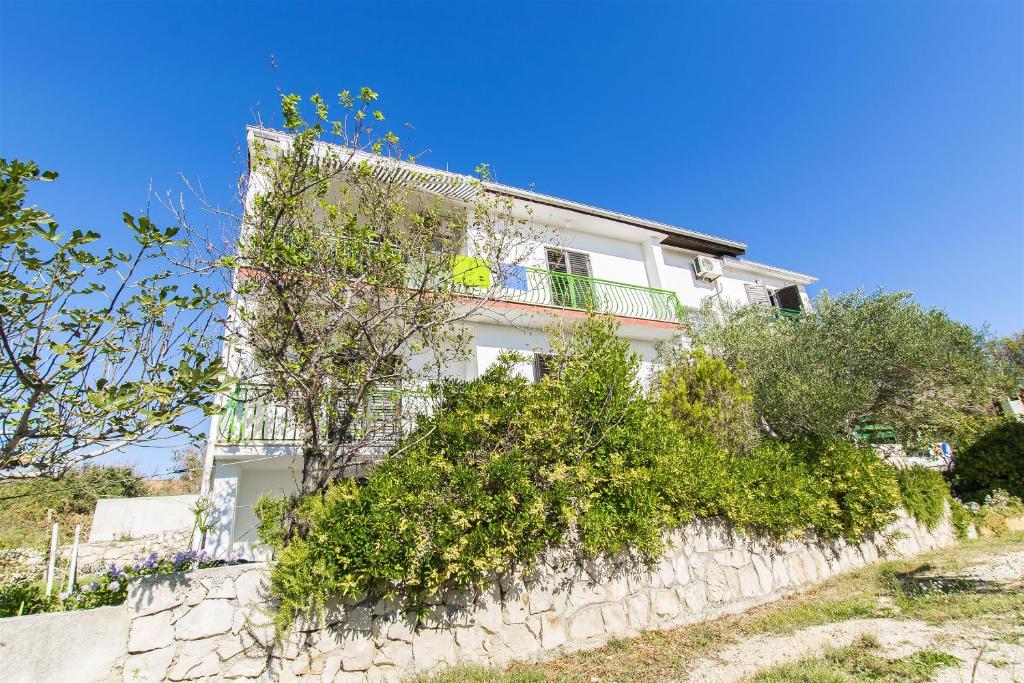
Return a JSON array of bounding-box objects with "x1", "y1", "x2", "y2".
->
[{"x1": 299, "y1": 442, "x2": 331, "y2": 496}]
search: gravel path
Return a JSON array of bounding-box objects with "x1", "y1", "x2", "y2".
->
[
  {"x1": 675, "y1": 549, "x2": 1024, "y2": 683},
  {"x1": 960, "y1": 551, "x2": 1024, "y2": 585}
]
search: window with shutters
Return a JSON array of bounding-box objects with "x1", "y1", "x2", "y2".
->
[
  {"x1": 545, "y1": 248, "x2": 594, "y2": 310},
  {"x1": 744, "y1": 283, "x2": 774, "y2": 307},
  {"x1": 773, "y1": 284, "x2": 803, "y2": 312},
  {"x1": 533, "y1": 353, "x2": 554, "y2": 383},
  {"x1": 745, "y1": 282, "x2": 804, "y2": 316}
]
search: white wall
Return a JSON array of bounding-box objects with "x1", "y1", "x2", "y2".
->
[
  {"x1": 89, "y1": 495, "x2": 199, "y2": 543},
  {"x1": 660, "y1": 246, "x2": 809, "y2": 310},
  {"x1": 232, "y1": 468, "x2": 299, "y2": 550},
  {"x1": 470, "y1": 322, "x2": 658, "y2": 383}
]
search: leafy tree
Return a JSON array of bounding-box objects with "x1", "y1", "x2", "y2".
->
[
  {"x1": 0, "y1": 159, "x2": 225, "y2": 480},
  {"x1": 171, "y1": 445, "x2": 205, "y2": 494},
  {"x1": 691, "y1": 289, "x2": 1002, "y2": 449},
  {"x1": 176, "y1": 89, "x2": 532, "y2": 497},
  {"x1": 989, "y1": 331, "x2": 1024, "y2": 391}
]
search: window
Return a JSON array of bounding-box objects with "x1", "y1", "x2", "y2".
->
[
  {"x1": 744, "y1": 283, "x2": 774, "y2": 307},
  {"x1": 545, "y1": 248, "x2": 594, "y2": 309},
  {"x1": 533, "y1": 353, "x2": 554, "y2": 383},
  {"x1": 744, "y1": 283, "x2": 804, "y2": 311}
]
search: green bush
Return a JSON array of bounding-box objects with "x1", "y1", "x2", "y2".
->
[
  {"x1": 949, "y1": 498, "x2": 972, "y2": 540},
  {"x1": 951, "y1": 419, "x2": 1024, "y2": 501},
  {"x1": 258, "y1": 319, "x2": 686, "y2": 629},
  {"x1": 895, "y1": 467, "x2": 949, "y2": 531},
  {"x1": 0, "y1": 549, "x2": 216, "y2": 617},
  {"x1": 801, "y1": 438, "x2": 901, "y2": 541},
  {"x1": 258, "y1": 318, "x2": 909, "y2": 631},
  {"x1": 0, "y1": 579, "x2": 48, "y2": 617},
  {"x1": 715, "y1": 441, "x2": 832, "y2": 538},
  {"x1": 652, "y1": 347, "x2": 760, "y2": 454}
]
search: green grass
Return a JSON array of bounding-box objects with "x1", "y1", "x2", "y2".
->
[
  {"x1": 752, "y1": 635, "x2": 961, "y2": 682},
  {"x1": 420, "y1": 533, "x2": 1022, "y2": 683}
]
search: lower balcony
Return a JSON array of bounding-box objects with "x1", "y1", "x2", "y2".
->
[{"x1": 215, "y1": 385, "x2": 432, "y2": 446}]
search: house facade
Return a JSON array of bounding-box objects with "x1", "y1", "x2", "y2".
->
[{"x1": 199, "y1": 127, "x2": 816, "y2": 558}]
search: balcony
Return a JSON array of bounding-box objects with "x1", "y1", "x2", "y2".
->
[
  {"x1": 478, "y1": 266, "x2": 688, "y2": 324},
  {"x1": 216, "y1": 385, "x2": 433, "y2": 445}
]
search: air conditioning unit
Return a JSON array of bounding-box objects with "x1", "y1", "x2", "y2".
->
[{"x1": 693, "y1": 255, "x2": 723, "y2": 281}]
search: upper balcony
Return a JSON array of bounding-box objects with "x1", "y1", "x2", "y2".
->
[{"x1": 459, "y1": 263, "x2": 689, "y2": 325}]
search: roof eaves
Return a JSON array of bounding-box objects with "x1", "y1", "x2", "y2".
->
[
  {"x1": 246, "y1": 125, "x2": 749, "y2": 256},
  {"x1": 483, "y1": 182, "x2": 747, "y2": 255},
  {"x1": 725, "y1": 257, "x2": 817, "y2": 284}
]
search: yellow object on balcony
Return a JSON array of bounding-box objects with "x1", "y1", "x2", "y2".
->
[{"x1": 452, "y1": 255, "x2": 491, "y2": 288}]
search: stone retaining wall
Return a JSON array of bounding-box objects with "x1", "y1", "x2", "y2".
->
[
  {"x1": 114, "y1": 510, "x2": 956, "y2": 682},
  {"x1": 2, "y1": 530, "x2": 195, "y2": 581}
]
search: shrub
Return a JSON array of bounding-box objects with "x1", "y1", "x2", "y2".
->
[
  {"x1": 800, "y1": 438, "x2": 902, "y2": 541},
  {"x1": 949, "y1": 498, "x2": 972, "y2": 540},
  {"x1": 258, "y1": 317, "x2": 910, "y2": 631},
  {"x1": 0, "y1": 578, "x2": 48, "y2": 618},
  {"x1": 258, "y1": 318, "x2": 684, "y2": 630},
  {"x1": 652, "y1": 347, "x2": 760, "y2": 454},
  {"x1": 0, "y1": 549, "x2": 216, "y2": 617},
  {"x1": 969, "y1": 490, "x2": 1024, "y2": 536},
  {"x1": 951, "y1": 419, "x2": 1024, "y2": 501},
  {"x1": 715, "y1": 440, "x2": 833, "y2": 538},
  {"x1": 895, "y1": 467, "x2": 949, "y2": 531}
]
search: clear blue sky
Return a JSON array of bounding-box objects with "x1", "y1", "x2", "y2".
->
[{"x1": 2, "y1": 1, "x2": 1022, "y2": 471}]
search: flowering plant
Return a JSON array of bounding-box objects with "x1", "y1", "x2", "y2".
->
[{"x1": 56, "y1": 549, "x2": 218, "y2": 610}]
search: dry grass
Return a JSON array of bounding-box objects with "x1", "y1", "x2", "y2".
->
[{"x1": 752, "y1": 634, "x2": 961, "y2": 683}]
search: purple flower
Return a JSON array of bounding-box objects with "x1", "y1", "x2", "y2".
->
[
  {"x1": 132, "y1": 562, "x2": 141, "y2": 572},
  {"x1": 90, "y1": 582, "x2": 100, "y2": 591},
  {"x1": 109, "y1": 581, "x2": 121, "y2": 592},
  {"x1": 58, "y1": 591, "x2": 69, "y2": 600}
]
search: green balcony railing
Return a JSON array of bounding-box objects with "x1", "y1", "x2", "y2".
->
[
  {"x1": 853, "y1": 423, "x2": 899, "y2": 444},
  {"x1": 487, "y1": 267, "x2": 688, "y2": 324},
  {"x1": 216, "y1": 384, "x2": 433, "y2": 445}
]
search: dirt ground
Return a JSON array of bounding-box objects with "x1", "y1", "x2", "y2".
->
[{"x1": 678, "y1": 550, "x2": 1024, "y2": 683}]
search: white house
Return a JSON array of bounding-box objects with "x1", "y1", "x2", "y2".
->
[{"x1": 199, "y1": 127, "x2": 816, "y2": 558}]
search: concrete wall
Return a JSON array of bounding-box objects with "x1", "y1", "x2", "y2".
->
[
  {"x1": 0, "y1": 605, "x2": 128, "y2": 683},
  {"x1": 104, "y1": 510, "x2": 954, "y2": 682},
  {"x1": 90, "y1": 496, "x2": 199, "y2": 543}
]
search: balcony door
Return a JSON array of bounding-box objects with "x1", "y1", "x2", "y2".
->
[{"x1": 546, "y1": 248, "x2": 594, "y2": 310}]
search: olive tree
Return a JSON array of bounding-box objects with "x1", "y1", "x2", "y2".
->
[
  {"x1": 989, "y1": 331, "x2": 1024, "y2": 391},
  {"x1": 0, "y1": 159, "x2": 225, "y2": 480},
  {"x1": 690, "y1": 289, "x2": 1002, "y2": 448}
]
